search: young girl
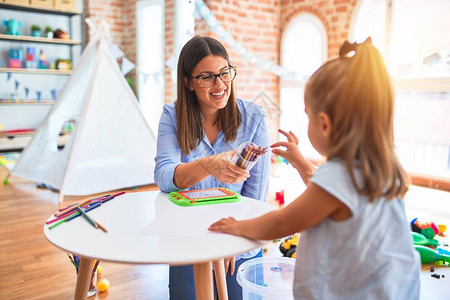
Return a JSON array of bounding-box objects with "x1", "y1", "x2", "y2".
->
[
  {"x1": 154, "y1": 36, "x2": 270, "y2": 299},
  {"x1": 209, "y1": 38, "x2": 420, "y2": 299}
]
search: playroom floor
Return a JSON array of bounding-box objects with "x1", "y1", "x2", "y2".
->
[{"x1": 1, "y1": 161, "x2": 449, "y2": 299}]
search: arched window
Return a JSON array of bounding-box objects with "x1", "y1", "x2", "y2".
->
[
  {"x1": 351, "y1": 0, "x2": 450, "y2": 180},
  {"x1": 280, "y1": 13, "x2": 327, "y2": 160}
]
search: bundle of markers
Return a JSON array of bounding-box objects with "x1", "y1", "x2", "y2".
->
[
  {"x1": 68, "y1": 254, "x2": 99, "y2": 292},
  {"x1": 46, "y1": 191, "x2": 126, "y2": 231},
  {"x1": 234, "y1": 142, "x2": 268, "y2": 171}
]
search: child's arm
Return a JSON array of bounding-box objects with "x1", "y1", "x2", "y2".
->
[
  {"x1": 209, "y1": 183, "x2": 349, "y2": 240},
  {"x1": 271, "y1": 129, "x2": 316, "y2": 185}
]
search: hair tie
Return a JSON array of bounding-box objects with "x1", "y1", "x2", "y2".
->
[{"x1": 339, "y1": 37, "x2": 372, "y2": 57}]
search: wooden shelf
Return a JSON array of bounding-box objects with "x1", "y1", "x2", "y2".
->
[
  {"x1": 0, "y1": 130, "x2": 35, "y2": 137},
  {"x1": 0, "y1": 129, "x2": 72, "y2": 137},
  {"x1": 0, "y1": 3, "x2": 81, "y2": 16},
  {"x1": 0, "y1": 68, "x2": 72, "y2": 75},
  {"x1": 0, "y1": 34, "x2": 81, "y2": 45},
  {"x1": 0, "y1": 100, "x2": 55, "y2": 105}
]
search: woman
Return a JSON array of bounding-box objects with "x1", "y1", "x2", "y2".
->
[{"x1": 154, "y1": 36, "x2": 270, "y2": 299}]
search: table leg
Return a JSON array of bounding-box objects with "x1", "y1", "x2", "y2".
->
[
  {"x1": 193, "y1": 262, "x2": 213, "y2": 300},
  {"x1": 213, "y1": 259, "x2": 228, "y2": 300},
  {"x1": 74, "y1": 256, "x2": 95, "y2": 300}
]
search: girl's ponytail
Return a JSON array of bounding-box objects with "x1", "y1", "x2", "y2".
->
[{"x1": 309, "y1": 38, "x2": 409, "y2": 201}]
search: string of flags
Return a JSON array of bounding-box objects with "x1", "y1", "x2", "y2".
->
[
  {"x1": 107, "y1": 39, "x2": 163, "y2": 84},
  {"x1": 2, "y1": 41, "x2": 161, "y2": 102},
  {"x1": 2, "y1": 71, "x2": 58, "y2": 102},
  {"x1": 3, "y1": 0, "x2": 311, "y2": 103},
  {"x1": 194, "y1": 0, "x2": 308, "y2": 82}
]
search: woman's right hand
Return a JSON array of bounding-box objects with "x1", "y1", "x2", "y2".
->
[{"x1": 204, "y1": 151, "x2": 250, "y2": 184}]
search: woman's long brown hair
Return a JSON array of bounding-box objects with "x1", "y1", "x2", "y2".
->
[
  {"x1": 176, "y1": 36, "x2": 241, "y2": 154},
  {"x1": 305, "y1": 38, "x2": 409, "y2": 201}
]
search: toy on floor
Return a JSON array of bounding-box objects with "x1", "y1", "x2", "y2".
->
[
  {"x1": 411, "y1": 232, "x2": 439, "y2": 246},
  {"x1": 279, "y1": 234, "x2": 298, "y2": 258},
  {"x1": 414, "y1": 245, "x2": 450, "y2": 264},
  {"x1": 411, "y1": 218, "x2": 447, "y2": 239},
  {"x1": 275, "y1": 189, "x2": 285, "y2": 208},
  {"x1": 97, "y1": 278, "x2": 110, "y2": 292}
]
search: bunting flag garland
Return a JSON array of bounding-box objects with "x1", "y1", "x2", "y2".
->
[
  {"x1": 165, "y1": 55, "x2": 177, "y2": 71},
  {"x1": 108, "y1": 44, "x2": 124, "y2": 59},
  {"x1": 121, "y1": 57, "x2": 135, "y2": 76},
  {"x1": 143, "y1": 73, "x2": 151, "y2": 84},
  {"x1": 2, "y1": 19, "x2": 162, "y2": 102},
  {"x1": 194, "y1": 0, "x2": 308, "y2": 82},
  {"x1": 1, "y1": 71, "x2": 47, "y2": 101},
  {"x1": 193, "y1": 8, "x2": 201, "y2": 20}
]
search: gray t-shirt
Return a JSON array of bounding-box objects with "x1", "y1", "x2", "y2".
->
[{"x1": 293, "y1": 160, "x2": 420, "y2": 300}]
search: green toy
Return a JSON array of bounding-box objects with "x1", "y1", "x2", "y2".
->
[
  {"x1": 414, "y1": 245, "x2": 450, "y2": 264},
  {"x1": 168, "y1": 188, "x2": 240, "y2": 207},
  {"x1": 411, "y1": 232, "x2": 439, "y2": 246}
]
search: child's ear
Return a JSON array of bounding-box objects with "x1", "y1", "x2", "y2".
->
[
  {"x1": 318, "y1": 112, "x2": 332, "y2": 139},
  {"x1": 184, "y1": 77, "x2": 194, "y2": 91}
]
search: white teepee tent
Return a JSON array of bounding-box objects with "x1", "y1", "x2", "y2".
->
[{"x1": 11, "y1": 23, "x2": 157, "y2": 197}]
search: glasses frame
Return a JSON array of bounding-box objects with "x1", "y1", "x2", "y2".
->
[{"x1": 191, "y1": 66, "x2": 237, "y2": 88}]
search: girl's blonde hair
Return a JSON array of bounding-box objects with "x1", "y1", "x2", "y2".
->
[
  {"x1": 176, "y1": 36, "x2": 241, "y2": 154},
  {"x1": 305, "y1": 38, "x2": 409, "y2": 201}
]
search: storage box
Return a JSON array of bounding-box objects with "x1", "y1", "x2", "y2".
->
[
  {"x1": 53, "y1": 0, "x2": 76, "y2": 10},
  {"x1": 30, "y1": 0, "x2": 53, "y2": 8},
  {"x1": 4, "y1": 0, "x2": 29, "y2": 5},
  {"x1": 237, "y1": 257, "x2": 296, "y2": 300}
]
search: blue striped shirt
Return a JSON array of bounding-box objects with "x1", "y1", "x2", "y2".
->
[{"x1": 154, "y1": 98, "x2": 270, "y2": 203}]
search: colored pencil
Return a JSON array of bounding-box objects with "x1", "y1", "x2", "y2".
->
[
  {"x1": 47, "y1": 202, "x2": 99, "y2": 224},
  {"x1": 90, "y1": 217, "x2": 108, "y2": 233},
  {"x1": 101, "y1": 191, "x2": 126, "y2": 204},
  {"x1": 49, "y1": 217, "x2": 68, "y2": 229},
  {"x1": 58, "y1": 194, "x2": 110, "y2": 211},
  {"x1": 66, "y1": 202, "x2": 102, "y2": 222},
  {"x1": 77, "y1": 206, "x2": 98, "y2": 228},
  {"x1": 55, "y1": 197, "x2": 92, "y2": 217}
]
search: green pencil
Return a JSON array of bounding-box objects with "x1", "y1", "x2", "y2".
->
[
  {"x1": 49, "y1": 217, "x2": 67, "y2": 229},
  {"x1": 77, "y1": 206, "x2": 98, "y2": 228}
]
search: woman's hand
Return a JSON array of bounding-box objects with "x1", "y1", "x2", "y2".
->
[
  {"x1": 223, "y1": 256, "x2": 236, "y2": 276},
  {"x1": 270, "y1": 129, "x2": 305, "y2": 168},
  {"x1": 204, "y1": 151, "x2": 250, "y2": 184}
]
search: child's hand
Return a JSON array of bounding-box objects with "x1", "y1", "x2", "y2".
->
[
  {"x1": 271, "y1": 129, "x2": 305, "y2": 168},
  {"x1": 208, "y1": 217, "x2": 243, "y2": 236}
]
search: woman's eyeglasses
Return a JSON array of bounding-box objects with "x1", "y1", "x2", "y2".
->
[{"x1": 191, "y1": 66, "x2": 237, "y2": 88}]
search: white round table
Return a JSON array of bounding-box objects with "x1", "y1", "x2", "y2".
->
[{"x1": 44, "y1": 191, "x2": 275, "y2": 299}]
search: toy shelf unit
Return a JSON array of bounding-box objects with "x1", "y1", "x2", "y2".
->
[{"x1": 0, "y1": 1, "x2": 82, "y2": 151}]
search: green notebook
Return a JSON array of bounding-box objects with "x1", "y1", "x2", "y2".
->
[{"x1": 168, "y1": 188, "x2": 241, "y2": 207}]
